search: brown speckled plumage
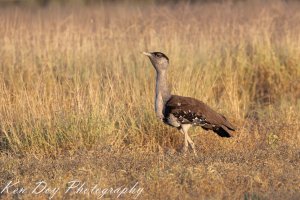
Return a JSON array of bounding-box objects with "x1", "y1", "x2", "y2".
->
[
  {"x1": 143, "y1": 51, "x2": 236, "y2": 155},
  {"x1": 164, "y1": 95, "x2": 235, "y2": 137}
]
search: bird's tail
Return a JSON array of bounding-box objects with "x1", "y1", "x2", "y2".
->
[
  {"x1": 220, "y1": 114, "x2": 236, "y2": 131},
  {"x1": 213, "y1": 125, "x2": 233, "y2": 137}
]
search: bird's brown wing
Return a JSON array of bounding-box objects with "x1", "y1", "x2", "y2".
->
[{"x1": 164, "y1": 95, "x2": 236, "y2": 137}]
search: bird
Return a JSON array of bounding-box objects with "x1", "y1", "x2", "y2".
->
[{"x1": 143, "y1": 51, "x2": 236, "y2": 155}]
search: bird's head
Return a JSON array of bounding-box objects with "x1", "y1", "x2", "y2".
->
[{"x1": 143, "y1": 51, "x2": 169, "y2": 72}]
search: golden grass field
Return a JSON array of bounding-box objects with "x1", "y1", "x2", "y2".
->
[{"x1": 0, "y1": 1, "x2": 300, "y2": 199}]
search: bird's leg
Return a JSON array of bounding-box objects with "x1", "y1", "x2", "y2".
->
[
  {"x1": 180, "y1": 124, "x2": 197, "y2": 156},
  {"x1": 179, "y1": 128, "x2": 188, "y2": 154},
  {"x1": 186, "y1": 135, "x2": 197, "y2": 156}
]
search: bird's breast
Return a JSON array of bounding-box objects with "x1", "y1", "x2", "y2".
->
[{"x1": 164, "y1": 114, "x2": 181, "y2": 127}]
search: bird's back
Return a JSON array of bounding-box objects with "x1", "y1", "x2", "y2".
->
[{"x1": 164, "y1": 95, "x2": 236, "y2": 137}]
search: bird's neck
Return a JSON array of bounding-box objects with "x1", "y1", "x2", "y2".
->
[{"x1": 155, "y1": 70, "x2": 171, "y2": 119}]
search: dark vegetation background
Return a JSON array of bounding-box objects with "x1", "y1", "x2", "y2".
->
[{"x1": 1, "y1": 0, "x2": 299, "y2": 7}]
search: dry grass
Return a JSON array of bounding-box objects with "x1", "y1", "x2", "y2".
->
[{"x1": 0, "y1": 1, "x2": 300, "y2": 199}]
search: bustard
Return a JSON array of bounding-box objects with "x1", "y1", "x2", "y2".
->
[{"x1": 143, "y1": 51, "x2": 236, "y2": 155}]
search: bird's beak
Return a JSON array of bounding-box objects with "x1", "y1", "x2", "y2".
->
[{"x1": 142, "y1": 52, "x2": 152, "y2": 57}]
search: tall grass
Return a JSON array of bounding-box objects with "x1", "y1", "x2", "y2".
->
[{"x1": 0, "y1": 1, "x2": 299, "y2": 155}]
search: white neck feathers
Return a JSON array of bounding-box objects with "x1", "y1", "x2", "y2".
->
[{"x1": 155, "y1": 71, "x2": 171, "y2": 119}]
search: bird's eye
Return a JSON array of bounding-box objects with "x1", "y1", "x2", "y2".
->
[{"x1": 155, "y1": 53, "x2": 161, "y2": 58}]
